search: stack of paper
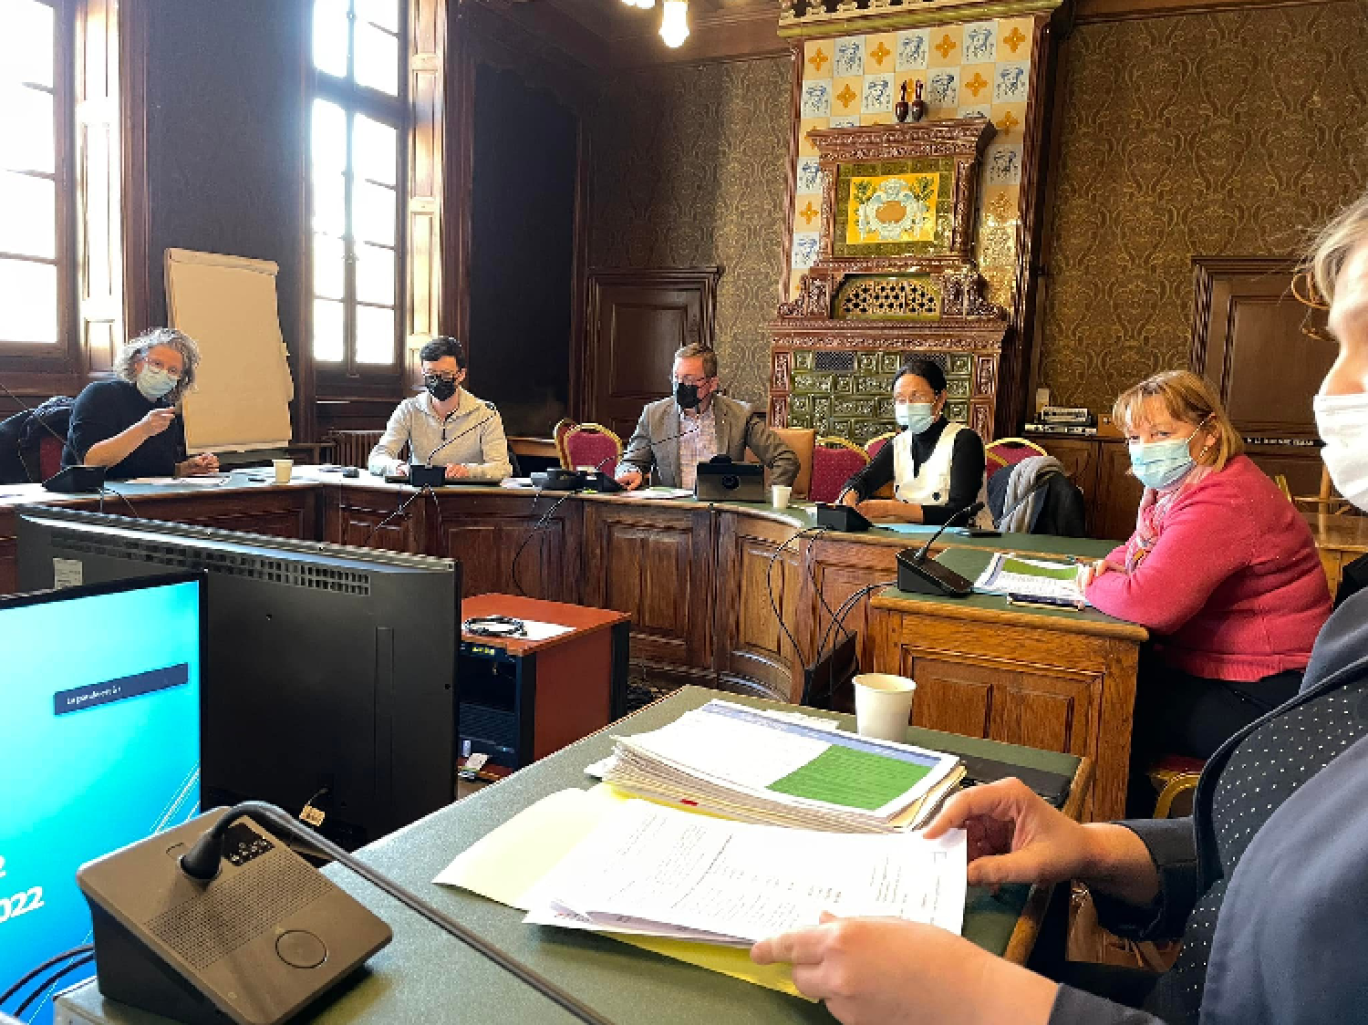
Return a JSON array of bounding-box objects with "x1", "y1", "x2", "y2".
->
[
  {"x1": 598, "y1": 700, "x2": 964, "y2": 833},
  {"x1": 522, "y1": 799, "x2": 967, "y2": 945},
  {"x1": 974, "y1": 552, "x2": 1089, "y2": 603}
]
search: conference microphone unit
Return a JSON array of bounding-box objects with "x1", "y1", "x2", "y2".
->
[
  {"x1": 77, "y1": 801, "x2": 614, "y2": 1025},
  {"x1": 894, "y1": 501, "x2": 985, "y2": 598}
]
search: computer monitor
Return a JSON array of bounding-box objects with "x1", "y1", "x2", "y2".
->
[
  {"x1": 16, "y1": 507, "x2": 461, "y2": 849},
  {"x1": 0, "y1": 573, "x2": 204, "y2": 1025}
]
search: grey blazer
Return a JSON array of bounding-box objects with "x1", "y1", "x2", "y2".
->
[{"x1": 617, "y1": 394, "x2": 799, "y2": 489}]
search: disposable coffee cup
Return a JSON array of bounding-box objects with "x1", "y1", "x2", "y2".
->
[
  {"x1": 853, "y1": 673, "x2": 917, "y2": 742},
  {"x1": 273, "y1": 458, "x2": 294, "y2": 484},
  {"x1": 772, "y1": 484, "x2": 792, "y2": 509}
]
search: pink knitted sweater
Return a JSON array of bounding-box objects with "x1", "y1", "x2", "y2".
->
[{"x1": 1086, "y1": 456, "x2": 1331, "y2": 681}]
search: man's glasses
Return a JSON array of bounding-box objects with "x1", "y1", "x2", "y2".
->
[
  {"x1": 671, "y1": 376, "x2": 709, "y2": 387},
  {"x1": 424, "y1": 373, "x2": 460, "y2": 385}
]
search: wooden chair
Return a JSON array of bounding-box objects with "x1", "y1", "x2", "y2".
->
[
  {"x1": 770, "y1": 426, "x2": 815, "y2": 499},
  {"x1": 1294, "y1": 465, "x2": 1353, "y2": 516},
  {"x1": 811, "y1": 437, "x2": 869, "y2": 504},
  {"x1": 1147, "y1": 754, "x2": 1205, "y2": 818},
  {"x1": 551, "y1": 418, "x2": 576, "y2": 470},
  {"x1": 562, "y1": 422, "x2": 623, "y2": 473}
]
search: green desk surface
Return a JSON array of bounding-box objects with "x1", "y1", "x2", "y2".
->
[
  {"x1": 874, "y1": 547, "x2": 1150, "y2": 641},
  {"x1": 56, "y1": 688, "x2": 1081, "y2": 1025}
]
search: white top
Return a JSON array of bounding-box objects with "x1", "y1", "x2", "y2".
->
[
  {"x1": 367, "y1": 389, "x2": 512, "y2": 480},
  {"x1": 892, "y1": 420, "x2": 964, "y2": 507}
]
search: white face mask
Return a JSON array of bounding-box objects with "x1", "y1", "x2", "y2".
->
[{"x1": 1314, "y1": 392, "x2": 1368, "y2": 511}]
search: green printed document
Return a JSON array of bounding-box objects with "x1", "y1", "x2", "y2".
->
[
  {"x1": 974, "y1": 552, "x2": 1089, "y2": 603},
  {"x1": 602, "y1": 700, "x2": 962, "y2": 832}
]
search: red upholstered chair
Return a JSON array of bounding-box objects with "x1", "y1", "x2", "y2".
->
[
  {"x1": 865, "y1": 432, "x2": 895, "y2": 459},
  {"x1": 38, "y1": 434, "x2": 64, "y2": 480},
  {"x1": 562, "y1": 423, "x2": 623, "y2": 473},
  {"x1": 984, "y1": 436, "x2": 1046, "y2": 473},
  {"x1": 552, "y1": 418, "x2": 576, "y2": 469},
  {"x1": 810, "y1": 437, "x2": 869, "y2": 504}
]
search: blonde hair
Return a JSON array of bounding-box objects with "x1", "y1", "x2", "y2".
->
[
  {"x1": 1309, "y1": 189, "x2": 1368, "y2": 306},
  {"x1": 1113, "y1": 370, "x2": 1243, "y2": 472},
  {"x1": 674, "y1": 343, "x2": 718, "y2": 379},
  {"x1": 113, "y1": 328, "x2": 201, "y2": 402}
]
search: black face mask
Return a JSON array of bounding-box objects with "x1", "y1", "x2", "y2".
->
[
  {"x1": 425, "y1": 376, "x2": 458, "y2": 403},
  {"x1": 675, "y1": 382, "x2": 702, "y2": 411}
]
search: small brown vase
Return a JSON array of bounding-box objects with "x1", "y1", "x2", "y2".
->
[
  {"x1": 895, "y1": 80, "x2": 910, "y2": 123},
  {"x1": 909, "y1": 79, "x2": 928, "y2": 122}
]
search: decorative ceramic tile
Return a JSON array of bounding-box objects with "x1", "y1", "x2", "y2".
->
[
  {"x1": 832, "y1": 76, "x2": 863, "y2": 116},
  {"x1": 949, "y1": 354, "x2": 973, "y2": 376},
  {"x1": 864, "y1": 33, "x2": 897, "y2": 73},
  {"x1": 793, "y1": 351, "x2": 814, "y2": 371},
  {"x1": 994, "y1": 17, "x2": 1033, "y2": 59},
  {"x1": 897, "y1": 30, "x2": 929, "y2": 71},
  {"x1": 833, "y1": 36, "x2": 864, "y2": 77},
  {"x1": 859, "y1": 113, "x2": 893, "y2": 126},
  {"x1": 856, "y1": 353, "x2": 879, "y2": 374},
  {"x1": 790, "y1": 394, "x2": 812, "y2": 413},
  {"x1": 927, "y1": 26, "x2": 962, "y2": 68},
  {"x1": 798, "y1": 118, "x2": 827, "y2": 157},
  {"x1": 862, "y1": 73, "x2": 894, "y2": 113},
  {"x1": 993, "y1": 61, "x2": 1031, "y2": 104},
  {"x1": 830, "y1": 115, "x2": 859, "y2": 128},
  {"x1": 878, "y1": 397, "x2": 896, "y2": 418},
  {"x1": 801, "y1": 79, "x2": 832, "y2": 118},
  {"x1": 926, "y1": 69, "x2": 958, "y2": 109},
  {"x1": 986, "y1": 144, "x2": 1023, "y2": 186},
  {"x1": 958, "y1": 104, "x2": 992, "y2": 120},
  {"x1": 990, "y1": 102, "x2": 1027, "y2": 140},
  {"x1": 795, "y1": 157, "x2": 822, "y2": 195},
  {"x1": 961, "y1": 21, "x2": 996, "y2": 63},
  {"x1": 804, "y1": 40, "x2": 834, "y2": 80},
  {"x1": 794, "y1": 194, "x2": 822, "y2": 232},
  {"x1": 960, "y1": 64, "x2": 994, "y2": 105},
  {"x1": 792, "y1": 232, "x2": 821, "y2": 269},
  {"x1": 880, "y1": 352, "x2": 901, "y2": 373},
  {"x1": 834, "y1": 375, "x2": 855, "y2": 395}
]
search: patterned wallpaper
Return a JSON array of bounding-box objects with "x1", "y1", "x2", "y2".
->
[
  {"x1": 588, "y1": 58, "x2": 793, "y2": 406},
  {"x1": 1038, "y1": 2, "x2": 1368, "y2": 413},
  {"x1": 793, "y1": 20, "x2": 1039, "y2": 307}
]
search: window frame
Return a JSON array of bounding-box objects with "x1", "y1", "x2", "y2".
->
[
  {"x1": 308, "y1": 0, "x2": 411, "y2": 383},
  {"x1": 0, "y1": 0, "x2": 78, "y2": 362}
]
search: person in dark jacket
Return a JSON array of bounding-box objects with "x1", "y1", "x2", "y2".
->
[
  {"x1": 63, "y1": 328, "x2": 218, "y2": 479},
  {"x1": 751, "y1": 191, "x2": 1368, "y2": 1025}
]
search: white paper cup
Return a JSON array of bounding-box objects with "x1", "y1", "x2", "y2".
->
[
  {"x1": 772, "y1": 484, "x2": 792, "y2": 509},
  {"x1": 853, "y1": 673, "x2": 917, "y2": 742},
  {"x1": 272, "y1": 458, "x2": 294, "y2": 484}
]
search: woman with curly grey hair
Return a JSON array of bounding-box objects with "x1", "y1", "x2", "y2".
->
[{"x1": 62, "y1": 327, "x2": 219, "y2": 478}]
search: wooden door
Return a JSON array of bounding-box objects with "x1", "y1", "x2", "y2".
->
[{"x1": 581, "y1": 268, "x2": 722, "y2": 440}]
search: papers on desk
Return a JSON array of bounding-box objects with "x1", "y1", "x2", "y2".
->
[
  {"x1": 522, "y1": 799, "x2": 966, "y2": 945},
  {"x1": 615, "y1": 487, "x2": 694, "y2": 500},
  {"x1": 599, "y1": 699, "x2": 963, "y2": 832},
  {"x1": 125, "y1": 474, "x2": 232, "y2": 486},
  {"x1": 974, "y1": 552, "x2": 1088, "y2": 604}
]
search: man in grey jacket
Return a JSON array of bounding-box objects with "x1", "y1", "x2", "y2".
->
[{"x1": 613, "y1": 344, "x2": 798, "y2": 491}]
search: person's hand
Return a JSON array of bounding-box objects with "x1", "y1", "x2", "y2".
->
[
  {"x1": 840, "y1": 489, "x2": 861, "y2": 508},
  {"x1": 1076, "y1": 560, "x2": 1121, "y2": 590},
  {"x1": 923, "y1": 778, "x2": 1091, "y2": 889},
  {"x1": 615, "y1": 469, "x2": 643, "y2": 491},
  {"x1": 392, "y1": 463, "x2": 410, "y2": 478},
  {"x1": 751, "y1": 913, "x2": 1057, "y2": 1025},
  {"x1": 856, "y1": 499, "x2": 903, "y2": 521},
  {"x1": 445, "y1": 463, "x2": 470, "y2": 480},
  {"x1": 139, "y1": 408, "x2": 176, "y2": 438},
  {"x1": 180, "y1": 453, "x2": 218, "y2": 476}
]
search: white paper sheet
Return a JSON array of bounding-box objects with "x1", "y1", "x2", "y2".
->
[{"x1": 523, "y1": 800, "x2": 966, "y2": 944}]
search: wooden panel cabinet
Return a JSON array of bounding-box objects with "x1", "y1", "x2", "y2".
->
[
  {"x1": 582, "y1": 501, "x2": 715, "y2": 683},
  {"x1": 873, "y1": 596, "x2": 1144, "y2": 820},
  {"x1": 432, "y1": 493, "x2": 581, "y2": 603},
  {"x1": 713, "y1": 511, "x2": 803, "y2": 700},
  {"x1": 1092, "y1": 442, "x2": 1144, "y2": 544},
  {"x1": 327, "y1": 488, "x2": 428, "y2": 553}
]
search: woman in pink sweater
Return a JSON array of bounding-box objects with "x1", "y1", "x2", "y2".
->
[{"x1": 1079, "y1": 371, "x2": 1330, "y2": 805}]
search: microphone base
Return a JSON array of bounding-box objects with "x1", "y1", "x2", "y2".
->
[
  {"x1": 43, "y1": 464, "x2": 106, "y2": 494},
  {"x1": 408, "y1": 464, "x2": 446, "y2": 488},
  {"x1": 895, "y1": 549, "x2": 974, "y2": 598}
]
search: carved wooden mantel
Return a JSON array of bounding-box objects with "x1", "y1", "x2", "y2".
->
[{"x1": 770, "y1": 118, "x2": 1008, "y2": 443}]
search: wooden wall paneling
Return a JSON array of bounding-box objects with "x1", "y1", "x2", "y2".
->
[
  {"x1": 1091, "y1": 441, "x2": 1143, "y2": 543},
  {"x1": 713, "y1": 510, "x2": 803, "y2": 701},
  {"x1": 795, "y1": 536, "x2": 901, "y2": 698},
  {"x1": 326, "y1": 485, "x2": 431, "y2": 553},
  {"x1": 141, "y1": 490, "x2": 320, "y2": 541},
  {"x1": 581, "y1": 501, "x2": 716, "y2": 685},
  {"x1": 431, "y1": 492, "x2": 582, "y2": 603}
]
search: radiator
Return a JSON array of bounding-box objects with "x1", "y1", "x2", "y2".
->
[{"x1": 328, "y1": 430, "x2": 383, "y2": 469}]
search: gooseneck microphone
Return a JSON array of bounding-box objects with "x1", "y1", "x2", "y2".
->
[
  {"x1": 179, "y1": 801, "x2": 613, "y2": 1025},
  {"x1": 911, "y1": 500, "x2": 986, "y2": 564},
  {"x1": 896, "y1": 501, "x2": 986, "y2": 598}
]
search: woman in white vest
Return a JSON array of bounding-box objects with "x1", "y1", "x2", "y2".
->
[{"x1": 838, "y1": 358, "x2": 986, "y2": 524}]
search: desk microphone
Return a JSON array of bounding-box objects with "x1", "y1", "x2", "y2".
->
[
  {"x1": 406, "y1": 403, "x2": 498, "y2": 487},
  {"x1": 896, "y1": 501, "x2": 985, "y2": 597},
  {"x1": 595, "y1": 422, "x2": 700, "y2": 486},
  {"x1": 78, "y1": 800, "x2": 613, "y2": 1025}
]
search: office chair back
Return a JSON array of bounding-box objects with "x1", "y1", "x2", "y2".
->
[
  {"x1": 563, "y1": 423, "x2": 622, "y2": 472},
  {"x1": 810, "y1": 437, "x2": 869, "y2": 504}
]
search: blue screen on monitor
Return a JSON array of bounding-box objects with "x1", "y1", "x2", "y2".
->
[{"x1": 0, "y1": 577, "x2": 202, "y2": 1024}]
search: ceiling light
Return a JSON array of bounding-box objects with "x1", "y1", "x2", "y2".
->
[{"x1": 660, "y1": 0, "x2": 688, "y2": 47}]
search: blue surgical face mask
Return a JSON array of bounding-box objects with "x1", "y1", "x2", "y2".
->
[
  {"x1": 1128, "y1": 435, "x2": 1196, "y2": 490},
  {"x1": 136, "y1": 365, "x2": 176, "y2": 401},
  {"x1": 895, "y1": 402, "x2": 936, "y2": 435}
]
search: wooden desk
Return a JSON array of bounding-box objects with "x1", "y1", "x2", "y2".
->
[
  {"x1": 873, "y1": 548, "x2": 1147, "y2": 821},
  {"x1": 1303, "y1": 509, "x2": 1368, "y2": 599},
  {"x1": 56, "y1": 687, "x2": 1092, "y2": 1025},
  {"x1": 1, "y1": 475, "x2": 1130, "y2": 819}
]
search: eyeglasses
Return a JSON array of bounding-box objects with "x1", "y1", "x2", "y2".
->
[
  {"x1": 424, "y1": 373, "x2": 460, "y2": 385},
  {"x1": 671, "y1": 375, "x2": 710, "y2": 387},
  {"x1": 145, "y1": 357, "x2": 183, "y2": 380}
]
